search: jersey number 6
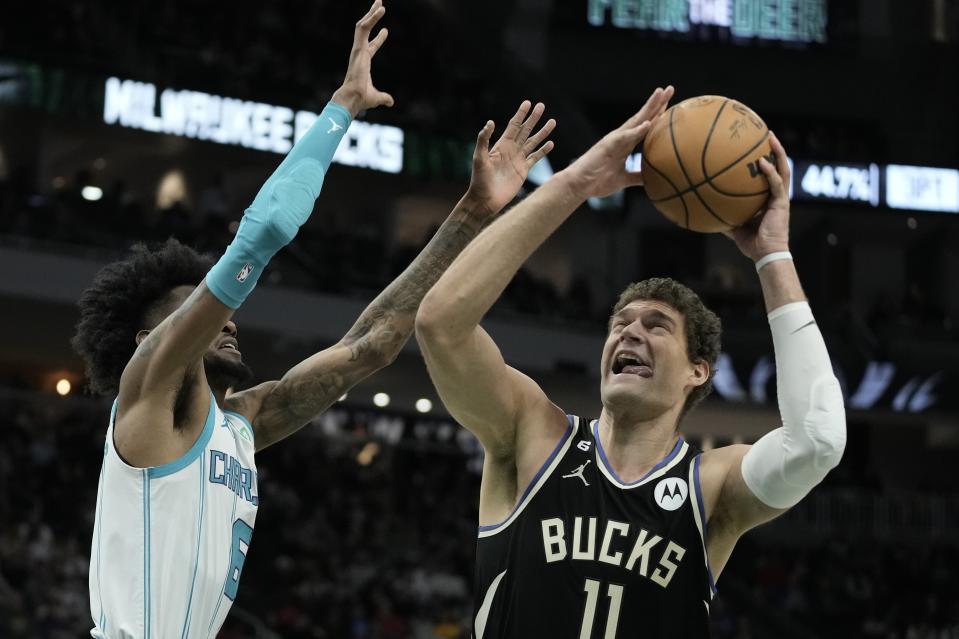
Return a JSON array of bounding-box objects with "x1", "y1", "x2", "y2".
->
[{"x1": 224, "y1": 519, "x2": 254, "y2": 601}]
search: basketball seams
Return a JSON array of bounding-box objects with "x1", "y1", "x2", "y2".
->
[
  {"x1": 705, "y1": 124, "x2": 771, "y2": 197},
  {"x1": 649, "y1": 120, "x2": 771, "y2": 204},
  {"x1": 667, "y1": 106, "x2": 694, "y2": 190},
  {"x1": 699, "y1": 99, "x2": 728, "y2": 189},
  {"x1": 699, "y1": 102, "x2": 768, "y2": 199},
  {"x1": 668, "y1": 104, "x2": 733, "y2": 229},
  {"x1": 641, "y1": 152, "x2": 690, "y2": 228}
]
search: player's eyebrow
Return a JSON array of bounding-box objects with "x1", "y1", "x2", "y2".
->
[
  {"x1": 609, "y1": 307, "x2": 678, "y2": 332},
  {"x1": 644, "y1": 309, "x2": 677, "y2": 328},
  {"x1": 608, "y1": 310, "x2": 629, "y2": 331}
]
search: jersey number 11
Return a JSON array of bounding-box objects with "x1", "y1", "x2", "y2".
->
[{"x1": 579, "y1": 579, "x2": 624, "y2": 639}]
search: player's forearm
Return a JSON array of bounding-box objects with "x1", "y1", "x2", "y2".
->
[
  {"x1": 244, "y1": 195, "x2": 491, "y2": 449},
  {"x1": 340, "y1": 193, "x2": 490, "y2": 365},
  {"x1": 124, "y1": 283, "x2": 234, "y2": 395},
  {"x1": 756, "y1": 255, "x2": 806, "y2": 313},
  {"x1": 207, "y1": 102, "x2": 351, "y2": 309},
  {"x1": 741, "y1": 261, "x2": 846, "y2": 509},
  {"x1": 417, "y1": 171, "x2": 584, "y2": 340}
]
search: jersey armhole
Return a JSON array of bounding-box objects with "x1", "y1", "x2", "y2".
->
[
  {"x1": 689, "y1": 454, "x2": 719, "y2": 597},
  {"x1": 106, "y1": 392, "x2": 217, "y2": 479},
  {"x1": 223, "y1": 410, "x2": 256, "y2": 447},
  {"x1": 477, "y1": 415, "x2": 577, "y2": 537}
]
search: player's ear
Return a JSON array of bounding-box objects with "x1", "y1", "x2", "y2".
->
[
  {"x1": 688, "y1": 359, "x2": 709, "y2": 389},
  {"x1": 135, "y1": 330, "x2": 151, "y2": 346}
]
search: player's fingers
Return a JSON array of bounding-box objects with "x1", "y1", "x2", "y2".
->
[
  {"x1": 369, "y1": 28, "x2": 389, "y2": 56},
  {"x1": 759, "y1": 157, "x2": 787, "y2": 200},
  {"x1": 625, "y1": 120, "x2": 652, "y2": 146},
  {"x1": 503, "y1": 100, "x2": 531, "y2": 141},
  {"x1": 526, "y1": 140, "x2": 555, "y2": 168},
  {"x1": 769, "y1": 131, "x2": 791, "y2": 185},
  {"x1": 356, "y1": 1, "x2": 385, "y2": 37},
  {"x1": 377, "y1": 91, "x2": 395, "y2": 108},
  {"x1": 516, "y1": 102, "x2": 546, "y2": 146},
  {"x1": 623, "y1": 87, "x2": 664, "y2": 129},
  {"x1": 653, "y1": 85, "x2": 675, "y2": 119},
  {"x1": 523, "y1": 118, "x2": 556, "y2": 154},
  {"x1": 625, "y1": 170, "x2": 645, "y2": 187},
  {"x1": 475, "y1": 120, "x2": 494, "y2": 157}
]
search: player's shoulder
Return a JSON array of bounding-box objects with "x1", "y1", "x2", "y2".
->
[
  {"x1": 696, "y1": 444, "x2": 752, "y2": 515},
  {"x1": 222, "y1": 381, "x2": 278, "y2": 425},
  {"x1": 698, "y1": 444, "x2": 751, "y2": 479}
]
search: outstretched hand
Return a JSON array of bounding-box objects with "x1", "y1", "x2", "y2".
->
[
  {"x1": 563, "y1": 86, "x2": 674, "y2": 199},
  {"x1": 467, "y1": 100, "x2": 557, "y2": 217},
  {"x1": 332, "y1": 0, "x2": 395, "y2": 117},
  {"x1": 725, "y1": 132, "x2": 791, "y2": 261}
]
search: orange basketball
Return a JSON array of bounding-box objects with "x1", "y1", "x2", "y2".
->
[{"x1": 641, "y1": 96, "x2": 773, "y2": 233}]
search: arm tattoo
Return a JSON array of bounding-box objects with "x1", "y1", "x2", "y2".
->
[
  {"x1": 253, "y1": 370, "x2": 347, "y2": 449},
  {"x1": 251, "y1": 202, "x2": 486, "y2": 449},
  {"x1": 342, "y1": 204, "x2": 485, "y2": 362}
]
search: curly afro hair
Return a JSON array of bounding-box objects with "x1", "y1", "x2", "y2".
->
[
  {"x1": 72, "y1": 238, "x2": 213, "y2": 397},
  {"x1": 611, "y1": 277, "x2": 722, "y2": 419}
]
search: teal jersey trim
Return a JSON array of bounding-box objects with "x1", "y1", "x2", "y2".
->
[
  {"x1": 142, "y1": 471, "x2": 152, "y2": 638},
  {"x1": 148, "y1": 391, "x2": 217, "y2": 479},
  {"x1": 180, "y1": 455, "x2": 207, "y2": 638},
  {"x1": 206, "y1": 492, "x2": 239, "y2": 637},
  {"x1": 223, "y1": 411, "x2": 255, "y2": 446},
  {"x1": 96, "y1": 461, "x2": 107, "y2": 632}
]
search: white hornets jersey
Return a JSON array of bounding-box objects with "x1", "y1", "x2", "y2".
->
[{"x1": 89, "y1": 391, "x2": 259, "y2": 638}]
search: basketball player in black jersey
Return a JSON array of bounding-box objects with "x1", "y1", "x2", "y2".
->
[{"x1": 416, "y1": 87, "x2": 846, "y2": 638}]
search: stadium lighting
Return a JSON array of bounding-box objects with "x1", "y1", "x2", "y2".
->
[
  {"x1": 81, "y1": 186, "x2": 103, "y2": 201},
  {"x1": 373, "y1": 392, "x2": 390, "y2": 408},
  {"x1": 415, "y1": 398, "x2": 432, "y2": 413},
  {"x1": 56, "y1": 379, "x2": 72, "y2": 396},
  {"x1": 356, "y1": 441, "x2": 380, "y2": 466}
]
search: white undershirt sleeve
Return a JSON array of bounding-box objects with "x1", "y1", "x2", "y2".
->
[{"x1": 741, "y1": 301, "x2": 847, "y2": 509}]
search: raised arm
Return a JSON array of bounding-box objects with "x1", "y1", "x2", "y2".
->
[
  {"x1": 115, "y1": 1, "x2": 392, "y2": 464},
  {"x1": 699, "y1": 133, "x2": 846, "y2": 575},
  {"x1": 416, "y1": 87, "x2": 675, "y2": 458},
  {"x1": 232, "y1": 101, "x2": 557, "y2": 451}
]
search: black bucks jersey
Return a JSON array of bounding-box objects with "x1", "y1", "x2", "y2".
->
[{"x1": 473, "y1": 416, "x2": 717, "y2": 639}]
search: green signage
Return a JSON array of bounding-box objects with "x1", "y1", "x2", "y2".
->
[{"x1": 587, "y1": 0, "x2": 828, "y2": 43}]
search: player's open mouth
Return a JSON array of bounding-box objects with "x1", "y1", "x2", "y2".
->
[
  {"x1": 611, "y1": 351, "x2": 652, "y2": 378},
  {"x1": 218, "y1": 339, "x2": 241, "y2": 356}
]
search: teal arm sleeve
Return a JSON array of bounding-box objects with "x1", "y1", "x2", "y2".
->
[{"x1": 206, "y1": 101, "x2": 352, "y2": 308}]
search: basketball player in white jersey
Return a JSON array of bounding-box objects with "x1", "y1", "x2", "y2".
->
[
  {"x1": 71, "y1": 2, "x2": 556, "y2": 635},
  {"x1": 415, "y1": 88, "x2": 847, "y2": 636}
]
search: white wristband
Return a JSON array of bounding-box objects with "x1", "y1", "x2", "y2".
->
[{"x1": 755, "y1": 251, "x2": 792, "y2": 272}]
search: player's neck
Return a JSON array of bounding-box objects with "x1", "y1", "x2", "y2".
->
[
  {"x1": 211, "y1": 385, "x2": 226, "y2": 407},
  {"x1": 596, "y1": 407, "x2": 681, "y2": 483}
]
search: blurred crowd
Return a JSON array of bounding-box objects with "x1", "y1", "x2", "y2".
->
[
  {"x1": 0, "y1": 167, "x2": 602, "y2": 326},
  {"x1": 0, "y1": 0, "x2": 500, "y2": 135},
  {"x1": 5, "y1": 164, "x2": 959, "y2": 344},
  {"x1": 1, "y1": 389, "x2": 958, "y2": 638},
  {"x1": 727, "y1": 540, "x2": 959, "y2": 639}
]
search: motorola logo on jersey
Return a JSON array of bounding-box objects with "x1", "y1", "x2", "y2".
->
[{"x1": 654, "y1": 477, "x2": 688, "y2": 511}]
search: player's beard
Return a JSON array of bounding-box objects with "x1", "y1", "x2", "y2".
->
[{"x1": 203, "y1": 350, "x2": 254, "y2": 393}]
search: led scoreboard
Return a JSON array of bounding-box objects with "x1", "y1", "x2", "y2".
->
[{"x1": 586, "y1": 0, "x2": 829, "y2": 44}]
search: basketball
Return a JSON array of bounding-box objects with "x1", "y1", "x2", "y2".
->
[{"x1": 642, "y1": 95, "x2": 774, "y2": 233}]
